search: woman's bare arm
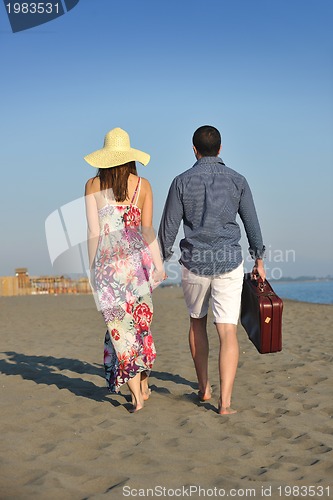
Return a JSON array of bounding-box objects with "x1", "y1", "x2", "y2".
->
[
  {"x1": 85, "y1": 179, "x2": 100, "y2": 270},
  {"x1": 141, "y1": 179, "x2": 165, "y2": 280}
]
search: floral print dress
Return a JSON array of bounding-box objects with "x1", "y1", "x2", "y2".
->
[{"x1": 94, "y1": 178, "x2": 156, "y2": 392}]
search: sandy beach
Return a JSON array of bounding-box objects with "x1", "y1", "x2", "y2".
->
[{"x1": 0, "y1": 288, "x2": 332, "y2": 500}]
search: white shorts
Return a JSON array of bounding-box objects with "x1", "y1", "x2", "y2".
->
[{"x1": 181, "y1": 262, "x2": 244, "y2": 325}]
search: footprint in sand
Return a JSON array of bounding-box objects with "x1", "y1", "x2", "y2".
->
[
  {"x1": 307, "y1": 443, "x2": 332, "y2": 454},
  {"x1": 303, "y1": 402, "x2": 319, "y2": 410},
  {"x1": 274, "y1": 393, "x2": 288, "y2": 400},
  {"x1": 271, "y1": 428, "x2": 294, "y2": 439}
]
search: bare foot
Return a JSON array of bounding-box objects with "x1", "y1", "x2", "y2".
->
[
  {"x1": 142, "y1": 388, "x2": 152, "y2": 401},
  {"x1": 218, "y1": 399, "x2": 237, "y2": 415},
  {"x1": 198, "y1": 385, "x2": 212, "y2": 401},
  {"x1": 218, "y1": 406, "x2": 237, "y2": 415},
  {"x1": 129, "y1": 397, "x2": 144, "y2": 413},
  {"x1": 140, "y1": 372, "x2": 151, "y2": 401}
]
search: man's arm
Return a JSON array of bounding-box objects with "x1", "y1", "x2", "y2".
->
[
  {"x1": 158, "y1": 177, "x2": 184, "y2": 261},
  {"x1": 238, "y1": 178, "x2": 266, "y2": 280}
]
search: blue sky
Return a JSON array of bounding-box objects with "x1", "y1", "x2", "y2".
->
[{"x1": 0, "y1": 0, "x2": 332, "y2": 279}]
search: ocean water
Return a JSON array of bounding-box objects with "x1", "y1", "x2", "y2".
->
[{"x1": 271, "y1": 280, "x2": 333, "y2": 305}]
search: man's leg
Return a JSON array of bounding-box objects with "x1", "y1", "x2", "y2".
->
[
  {"x1": 188, "y1": 315, "x2": 211, "y2": 400},
  {"x1": 181, "y1": 266, "x2": 211, "y2": 401},
  {"x1": 211, "y1": 262, "x2": 243, "y2": 414},
  {"x1": 215, "y1": 323, "x2": 239, "y2": 414}
]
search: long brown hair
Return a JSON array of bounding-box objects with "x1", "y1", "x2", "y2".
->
[{"x1": 96, "y1": 161, "x2": 137, "y2": 202}]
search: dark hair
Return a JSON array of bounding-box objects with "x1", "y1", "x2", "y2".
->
[
  {"x1": 192, "y1": 125, "x2": 221, "y2": 156},
  {"x1": 95, "y1": 161, "x2": 137, "y2": 202}
]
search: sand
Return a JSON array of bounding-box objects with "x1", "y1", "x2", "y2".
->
[{"x1": 0, "y1": 288, "x2": 332, "y2": 500}]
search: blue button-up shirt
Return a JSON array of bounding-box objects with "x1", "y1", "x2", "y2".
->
[{"x1": 158, "y1": 156, "x2": 265, "y2": 276}]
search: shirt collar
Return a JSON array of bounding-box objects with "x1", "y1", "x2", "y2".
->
[{"x1": 194, "y1": 156, "x2": 225, "y2": 167}]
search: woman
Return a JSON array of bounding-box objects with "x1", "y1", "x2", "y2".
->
[{"x1": 84, "y1": 127, "x2": 165, "y2": 412}]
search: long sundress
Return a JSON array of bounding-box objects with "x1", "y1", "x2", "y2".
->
[{"x1": 94, "y1": 177, "x2": 156, "y2": 393}]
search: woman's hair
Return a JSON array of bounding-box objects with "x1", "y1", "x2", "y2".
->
[{"x1": 95, "y1": 161, "x2": 137, "y2": 202}]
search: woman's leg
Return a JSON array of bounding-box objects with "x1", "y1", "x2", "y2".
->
[
  {"x1": 127, "y1": 372, "x2": 144, "y2": 412},
  {"x1": 140, "y1": 371, "x2": 151, "y2": 400}
]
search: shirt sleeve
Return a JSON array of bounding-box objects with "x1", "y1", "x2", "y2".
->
[
  {"x1": 238, "y1": 178, "x2": 266, "y2": 260},
  {"x1": 158, "y1": 176, "x2": 184, "y2": 261}
]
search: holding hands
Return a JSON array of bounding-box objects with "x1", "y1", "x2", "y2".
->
[{"x1": 153, "y1": 267, "x2": 168, "y2": 285}]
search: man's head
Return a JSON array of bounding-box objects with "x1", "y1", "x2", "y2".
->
[{"x1": 192, "y1": 125, "x2": 221, "y2": 158}]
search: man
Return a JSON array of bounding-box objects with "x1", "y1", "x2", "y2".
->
[{"x1": 158, "y1": 125, "x2": 265, "y2": 414}]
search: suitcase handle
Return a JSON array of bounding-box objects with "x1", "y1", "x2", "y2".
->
[
  {"x1": 251, "y1": 272, "x2": 266, "y2": 288},
  {"x1": 246, "y1": 273, "x2": 277, "y2": 297},
  {"x1": 254, "y1": 277, "x2": 276, "y2": 297},
  {"x1": 258, "y1": 279, "x2": 266, "y2": 292}
]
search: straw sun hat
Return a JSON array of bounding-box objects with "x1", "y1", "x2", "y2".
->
[{"x1": 84, "y1": 127, "x2": 150, "y2": 168}]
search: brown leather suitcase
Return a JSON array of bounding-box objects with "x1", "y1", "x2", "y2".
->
[{"x1": 240, "y1": 273, "x2": 283, "y2": 354}]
